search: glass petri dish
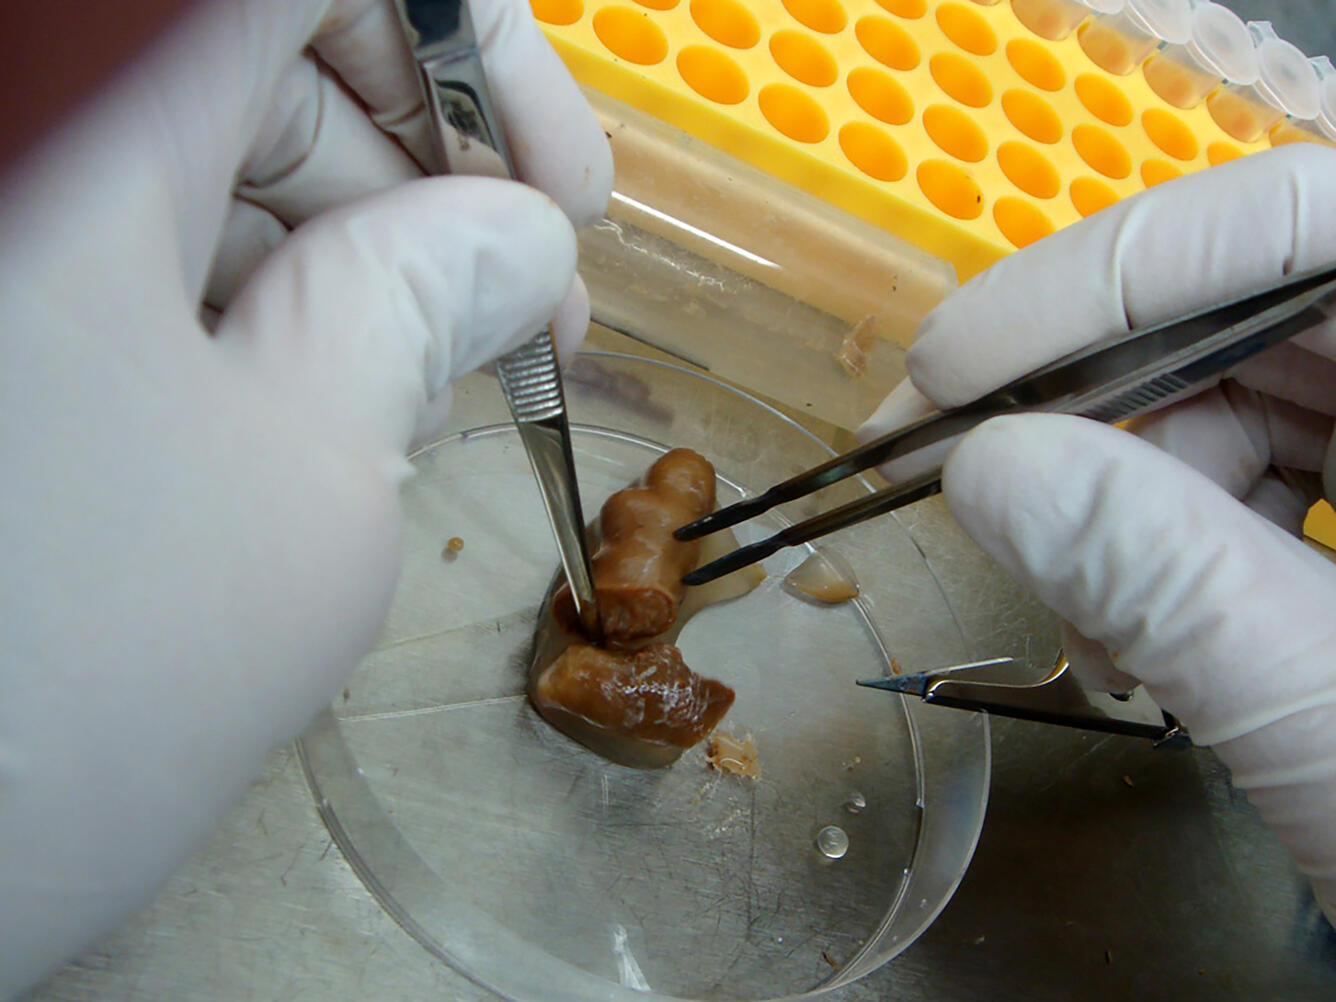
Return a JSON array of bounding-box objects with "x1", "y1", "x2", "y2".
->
[{"x1": 297, "y1": 351, "x2": 990, "y2": 1001}]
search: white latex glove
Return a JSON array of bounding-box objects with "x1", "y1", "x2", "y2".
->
[
  {"x1": 0, "y1": 0, "x2": 611, "y2": 994},
  {"x1": 860, "y1": 144, "x2": 1336, "y2": 927}
]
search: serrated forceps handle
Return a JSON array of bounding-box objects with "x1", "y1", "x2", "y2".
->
[
  {"x1": 495, "y1": 332, "x2": 602, "y2": 639},
  {"x1": 397, "y1": 0, "x2": 602, "y2": 639}
]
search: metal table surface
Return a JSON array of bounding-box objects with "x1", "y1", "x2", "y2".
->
[{"x1": 26, "y1": 494, "x2": 1335, "y2": 1001}]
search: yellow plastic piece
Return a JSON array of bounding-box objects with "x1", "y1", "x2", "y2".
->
[
  {"x1": 1306, "y1": 500, "x2": 1336, "y2": 551},
  {"x1": 532, "y1": 0, "x2": 1272, "y2": 279}
]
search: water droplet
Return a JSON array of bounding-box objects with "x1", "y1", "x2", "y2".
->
[
  {"x1": 816, "y1": 825, "x2": 849, "y2": 859},
  {"x1": 845, "y1": 791, "x2": 866, "y2": 814}
]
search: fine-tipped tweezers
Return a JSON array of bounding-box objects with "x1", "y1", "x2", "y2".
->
[
  {"x1": 677, "y1": 263, "x2": 1336, "y2": 586},
  {"x1": 857, "y1": 652, "x2": 1191, "y2": 744},
  {"x1": 396, "y1": 0, "x2": 602, "y2": 638}
]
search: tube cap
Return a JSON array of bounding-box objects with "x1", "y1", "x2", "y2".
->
[
  {"x1": 1078, "y1": 0, "x2": 1126, "y2": 16},
  {"x1": 1125, "y1": 0, "x2": 1191, "y2": 45},
  {"x1": 1311, "y1": 55, "x2": 1336, "y2": 141},
  {"x1": 1249, "y1": 22, "x2": 1321, "y2": 119},
  {"x1": 1186, "y1": 1, "x2": 1258, "y2": 85}
]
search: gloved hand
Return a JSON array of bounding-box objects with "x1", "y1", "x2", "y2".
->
[
  {"x1": 859, "y1": 144, "x2": 1336, "y2": 926},
  {"x1": 0, "y1": 0, "x2": 611, "y2": 994}
]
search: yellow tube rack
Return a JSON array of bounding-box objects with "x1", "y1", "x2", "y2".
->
[{"x1": 532, "y1": 0, "x2": 1273, "y2": 280}]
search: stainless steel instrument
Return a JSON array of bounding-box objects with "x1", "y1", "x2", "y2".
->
[
  {"x1": 676, "y1": 262, "x2": 1336, "y2": 586},
  {"x1": 857, "y1": 653, "x2": 1190, "y2": 745},
  {"x1": 396, "y1": 0, "x2": 602, "y2": 639},
  {"x1": 676, "y1": 262, "x2": 1336, "y2": 741}
]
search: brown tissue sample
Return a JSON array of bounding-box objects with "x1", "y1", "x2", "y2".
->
[
  {"x1": 531, "y1": 449, "x2": 737, "y2": 769},
  {"x1": 533, "y1": 643, "x2": 735, "y2": 769},
  {"x1": 551, "y1": 448, "x2": 715, "y2": 642}
]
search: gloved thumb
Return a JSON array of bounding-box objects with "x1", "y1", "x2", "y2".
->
[
  {"x1": 214, "y1": 175, "x2": 580, "y2": 463},
  {"x1": 943, "y1": 413, "x2": 1336, "y2": 924}
]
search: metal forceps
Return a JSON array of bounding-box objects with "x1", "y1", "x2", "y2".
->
[
  {"x1": 857, "y1": 652, "x2": 1192, "y2": 745},
  {"x1": 395, "y1": 0, "x2": 602, "y2": 638},
  {"x1": 677, "y1": 262, "x2": 1336, "y2": 587}
]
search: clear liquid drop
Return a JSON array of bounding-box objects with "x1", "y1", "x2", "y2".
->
[
  {"x1": 845, "y1": 791, "x2": 866, "y2": 814},
  {"x1": 816, "y1": 825, "x2": 849, "y2": 859}
]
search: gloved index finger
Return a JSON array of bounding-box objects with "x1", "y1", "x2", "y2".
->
[{"x1": 907, "y1": 144, "x2": 1336, "y2": 411}]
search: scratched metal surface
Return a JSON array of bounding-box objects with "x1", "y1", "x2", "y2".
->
[{"x1": 26, "y1": 493, "x2": 1336, "y2": 1001}]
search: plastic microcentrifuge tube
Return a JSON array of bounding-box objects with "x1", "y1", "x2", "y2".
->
[
  {"x1": 1314, "y1": 55, "x2": 1336, "y2": 142},
  {"x1": 1142, "y1": 0, "x2": 1255, "y2": 110},
  {"x1": 1207, "y1": 21, "x2": 1320, "y2": 144},
  {"x1": 1318, "y1": 58, "x2": 1336, "y2": 145},
  {"x1": 1269, "y1": 55, "x2": 1335, "y2": 147},
  {"x1": 1079, "y1": 0, "x2": 1190, "y2": 77},
  {"x1": 1011, "y1": 0, "x2": 1123, "y2": 43}
]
